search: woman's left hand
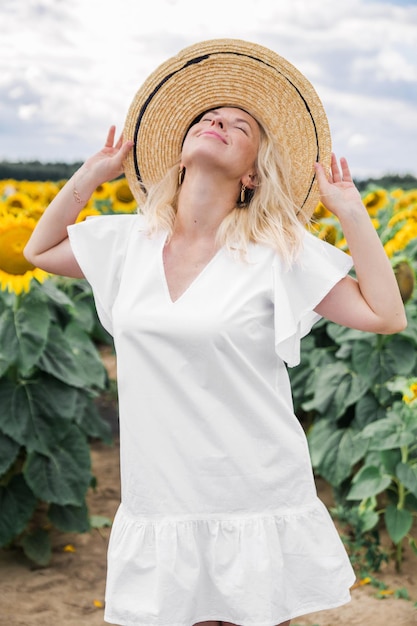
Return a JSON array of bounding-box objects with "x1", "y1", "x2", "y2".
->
[
  {"x1": 314, "y1": 153, "x2": 363, "y2": 218},
  {"x1": 313, "y1": 153, "x2": 407, "y2": 335}
]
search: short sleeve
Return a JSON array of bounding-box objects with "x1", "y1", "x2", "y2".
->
[
  {"x1": 273, "y1": 231, "x2": 354, "y2": 367},
  {"x1": 67, "y1": 214, "x2": 139, "y2": 336}
]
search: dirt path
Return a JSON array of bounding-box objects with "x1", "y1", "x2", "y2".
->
[{"x1": 1, "y1": 439, "x2": 417, "y2": 625}]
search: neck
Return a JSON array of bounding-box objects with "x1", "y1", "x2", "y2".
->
[{"x1": 174, "y1": 170, "x2": 239, "y2": 240}]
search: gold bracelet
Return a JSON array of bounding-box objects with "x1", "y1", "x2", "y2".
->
[{"x1": 72, "y1": 177, "x2": 85, "y2": 204}]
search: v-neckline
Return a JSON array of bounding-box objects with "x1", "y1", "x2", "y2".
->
[{"x1": 159, "y1": 233, "x2": 223, "y2": 305}]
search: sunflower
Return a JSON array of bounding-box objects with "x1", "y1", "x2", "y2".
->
[
  {"x1": 394, "y1": 189, "x2": 417, "y2": 211},
  {"x1": 4, "y1": 191, "x2": 31, "y2": 212},
  {"x1": 20, "y1": 180, "x2": 60, "y2": 205},
  {"x1": 336, "y1": 236, "x2": 349, "y2": 253},
  {"x1": 403, "y1": 381, "x2": 417, "y2": 404},
  {"x1": 0, "y1": 213, "x2": 49, "y2": 294},
  {"x1": 363, "y1": 189, "x2": 389, "y2": 215},
  {"x1": 388, "y1": 206, "x2": 417, "y2": 228},
  {"x1": 390, "y1": 188, "x2": 404, "y2": 200},
  {"x1": 313, "y1": 201, "x2": 332, "y2": 220},
  {"x1": 24, "y1": 203, "x2": 47, "y2": 222},
  {"x1": 404, "y1": 190, "x2": 417, "y2": 205},
  {"x1": 76, "y1": 207, "x2": 101, "y2": 223},
  {"x1": 317, "y1": 224, "x2": 338, "y2": 245},
  {"x1": 0, "y1": 179, "x2": 17, "y2": 198},
  {"x1": 384, "y1": 221, "x2": 417, "y2": 258},
  {"x1": 93, "y1": 181, "x2": 113, "y2": 201},
  {"x1": 110, "y1": 179, "x2": 137, "y2": 213},
  {"x1": 393, "y1": 259, "x2": 415, "y2": 303},
  {"x1": 0, "y1": 200, "x2": 10, "y2": 217}
]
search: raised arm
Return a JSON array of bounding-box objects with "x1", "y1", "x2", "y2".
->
[
  {"x1": 24, "y1": 126, "x2": 133, "y2": 278},
  {"x1": 314, "y1": 154, "x2": 407, "y2": 334}
]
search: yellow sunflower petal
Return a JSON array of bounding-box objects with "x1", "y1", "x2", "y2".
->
[{"x1": 0, "y1": 213, "x2": 49, "y2": 294}]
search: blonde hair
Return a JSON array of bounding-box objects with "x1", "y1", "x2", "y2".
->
[{"x1": 139, "y1": 122, "x2": 305, "y2": 265}]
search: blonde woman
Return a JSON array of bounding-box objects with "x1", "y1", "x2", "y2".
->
[{"x1": 25, "y1": 40, "x2": 406, "y2": 626}]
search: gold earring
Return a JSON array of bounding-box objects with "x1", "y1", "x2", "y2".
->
[
  {"x1": 240, "y1": 184, "x2": 246, "y2": 204},
  {"x1": 178, "y1": 167, "x2": 185, "y2": 186}
]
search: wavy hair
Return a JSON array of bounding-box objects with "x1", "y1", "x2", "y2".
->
[{"x1": 139, "y1": 121, "x2": 306, "y2": 265}]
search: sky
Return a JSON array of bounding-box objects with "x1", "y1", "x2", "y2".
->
[{"x1": 2, "y1": 0, "x2": 417, "y2": 180}]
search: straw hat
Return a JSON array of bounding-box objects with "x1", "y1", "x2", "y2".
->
[{"x1": 123, "y1": 38, "x2": 331, "y2": 222}]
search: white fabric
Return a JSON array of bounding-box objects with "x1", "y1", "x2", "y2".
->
[{"x1": 68, "y1": 214, "x2": 356, "y2": 626}]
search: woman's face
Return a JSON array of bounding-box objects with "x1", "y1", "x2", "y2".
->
[{"x1": 181, "y1": 107, "x2": 260, "y2": 179}]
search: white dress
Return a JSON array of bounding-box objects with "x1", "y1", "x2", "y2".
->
[{"x1": 68, "y1": 213, "x2": 356, "y2": 626}]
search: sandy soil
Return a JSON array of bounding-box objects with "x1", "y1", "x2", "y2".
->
[
  {"x1": 1, "y1": 439, "x2": 417, "y2": 626},
  {"x1": 1, "y1": 349, "x2": 417, "y2": 625}
]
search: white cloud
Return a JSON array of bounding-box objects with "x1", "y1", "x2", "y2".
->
[
  {"x1": 353, "y1": 48, "x2": 417, "y2": 82},
  {"x1": 347, "y1": 134, "x2": 369, "y2": 148},
  {"x1": 1, "y1": 0, "x2": 417, "y2": 177},
  {"x1": 18, "y1": 104, "x2": 39, "y2": 121}
]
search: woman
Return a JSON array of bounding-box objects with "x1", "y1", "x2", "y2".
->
[{"x1": 24, "y1": 39, "x2": 406, "y2": 626}]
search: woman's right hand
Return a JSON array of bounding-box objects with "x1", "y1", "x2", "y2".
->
[
  {"x1": 80, "y1": 125, "x2": 134, "y2": 187},
  {"x1": 24, "y1": 125, "x2": 134, "y2": 278}
]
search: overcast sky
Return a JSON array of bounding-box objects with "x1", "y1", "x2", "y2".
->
[{"x1": 2, "y1": 0, "x2": 417, "y2": 179}]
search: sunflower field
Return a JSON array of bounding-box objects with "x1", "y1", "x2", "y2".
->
[
  {"x1": 1, "y1": 177, "x2": 417, "y2": 572},
  {"x1": 0, "y1": 177, "x2": 137, "y2": 565},
  {"x1": 293, "y1": 186, "x2": 417, "y2": 573}
]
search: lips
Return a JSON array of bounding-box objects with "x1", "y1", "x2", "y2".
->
[{"x1": 200, "y1": 131, "x2": 227, "y2": 144}]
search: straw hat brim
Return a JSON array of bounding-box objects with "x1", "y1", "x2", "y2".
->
[{"x1": 123, "y1": 38, "x2": 331, "y2": 222}]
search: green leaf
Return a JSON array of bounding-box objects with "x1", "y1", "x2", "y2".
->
[
  {"x1": 0, "y1": 431, "x2": 20, "y2": 475},
  {"x1": 409, "y1": 537, "x2": 417, "y2": 557},
  {"x1": 308, "y1": 421, "x2": 367, "y2": 486},
  {"x1": 326, "y1": 323, "x2": 374, "y2": 344},
  {"x1": 394, "y1": 588, "x2": 410, "y2": 600},
  {"x1": 75, "y1": 394, "x2": 113, "y2": 444},
  {"x1": 67, "y1": 296, "x2": 96, "y2": 334},
  {"x1": 21, "y1": 528, "x2": 51, "y2": 566},
  {"x1": 0, "y1": 474, "x2": 37, "y2": 546},
  {"x1": 309, "y1": 425, "x2": 343, "y2": 474},
  {"x1": 0, "y1": 354, "x2": 9, "y2": 378},
  {"x1": 384, "y1": 504, "x2": 412, "y2": 545},
  {"x1": 39, "y1": 279, "x2": 74, "y2": 307},
  {"x1": 302, "y1": 362, "x2": 368, "y2": 419},
  {"x1": 38, "y1": 324, "x2": 88, "y2": 388},
  {"x1": 288, "y1": 361, "x2": 313, "y2": 403},
  {"x1": 396, "y1": 462, "x2": 417, "y2": 498},
  {"x1": 335, "y1": 342, "x2": 353, "y2": 359},
  {"x1": 347, "y1": 466, "x2": 392, "y2": 500},
  {"x1": 352, "y1": 336, "x2": 416, "y2": 386},
  {"x1": 361, "y1": 416, "x2": 415, "y2": 450},
  {"x1": 388, "y1": 336, "x2": 417, "y2": 375},
  {"x1": 405, "y1": 492, "x2": 417, "y2": 511},
  {"x1": 24, "y1": 425, "x2": 92, "y2": 506},
  {"x1": 334, "y1": 428, "x2": 369, "y2": 472},
  {"x1": 90, "y1": 515, "x2": 112, "y2": 528},
  {"x1": 37, "y1": 375, "x2": 80, "y2": 419},
  {"x1": 48, "y1": 501, "x2": 91, "y2": 533},
  {"x1": 64, "y1": 322, "x2": 106, "y2": 390},
  {"x1": 0, "y1": 297, "x2": 50, "y2": 376},
  {"x1": 379, "y1": 449, "x2": 401, "y2": 475},
  {"x1": 290, "y1": 349, "x2": 334, "y2": 408},
  {"x1": 13, "y1": 295, "x2": 51, "y2": 374},
  {"x1": 399, "y1": 316, "x2": 417, "y2": 347},
  {"x1": 38, "y1": 323, "x2": 105, "y2": 389},
  {"x1": 353, "y1": 394, "x2": 386, "y2": 429},
  {"x1": 0, "y1": 378, "x2": 74, "y2": 454},
  {"x1": 360, "y1": 509, "x2": 380, "y2": 533},
  {"x1": 0, "y1": 308, "x2": 18, "y2": 373}
]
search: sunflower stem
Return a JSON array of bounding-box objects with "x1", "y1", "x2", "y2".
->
[{"x1": 12, "y1": 291, "x2": 22, "y2": 313}]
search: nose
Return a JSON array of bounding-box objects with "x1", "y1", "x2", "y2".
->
[{"x1": 210, "y1": 117, "x2": 224, "y2": 130}]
